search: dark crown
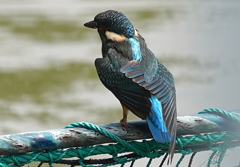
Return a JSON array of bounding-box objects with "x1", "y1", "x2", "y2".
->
[{"x1": 94, "y1": 10, "x2": 135, "y2": 38}]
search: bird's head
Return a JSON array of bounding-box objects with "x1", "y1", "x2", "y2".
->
[{"x1": 84, "y1": 10, "x2": 138, "y2": 42}]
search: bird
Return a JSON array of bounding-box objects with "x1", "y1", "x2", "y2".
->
[{"x1": 84, "y1": 10, "x2": 177, "y2": 163}]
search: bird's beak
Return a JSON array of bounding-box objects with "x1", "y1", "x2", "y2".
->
[{"x1": 84, "y1": 21, "x2": 98, "y2": 29}]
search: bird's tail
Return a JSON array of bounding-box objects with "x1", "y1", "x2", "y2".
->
[
  {"x1": 147, "y1": 117, "x2": 173, "y2": 143},
  {"x1": 147, "y1": 117, "x2": 175, "y2": 164},
  {"x1": 147, "y1": 96, "x2": 175, "y2": 164}
]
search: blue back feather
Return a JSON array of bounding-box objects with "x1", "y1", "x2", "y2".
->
[{"x1": 127, "y1": 38, "x2": 142, "y2": 61}]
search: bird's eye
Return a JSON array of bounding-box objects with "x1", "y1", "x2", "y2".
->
[{"x1": 95, "y1": 22, "x2": 99, "y2": 28}]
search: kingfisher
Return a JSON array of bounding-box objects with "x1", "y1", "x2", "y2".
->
[{"x1": 84, "y1": 10, "x2": 177, "y2": 163}]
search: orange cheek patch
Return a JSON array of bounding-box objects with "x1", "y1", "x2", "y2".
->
[{"x1": 105, "y1": 31, "x2": 127, "y2": 42}]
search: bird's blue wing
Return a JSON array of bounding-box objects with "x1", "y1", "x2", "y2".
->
[{"x1": 121, "y1": 49, "x2": 177, "y2": 161}]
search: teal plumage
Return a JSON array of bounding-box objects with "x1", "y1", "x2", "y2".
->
[{"x1": 84, "y1": 10, "x2": 177, "y2": 163}]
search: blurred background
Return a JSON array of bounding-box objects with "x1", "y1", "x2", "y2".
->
[{"x1": 0, "y1": 0, "x2": 239, "y2": 166}]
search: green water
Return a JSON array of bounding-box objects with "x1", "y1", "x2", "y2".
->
[
  {"x1": 0, "y1": 15, "x2": 89, "y2": 42},
  {"x1": 0, "y1": 63, "x2": 97, "y2": 101}
]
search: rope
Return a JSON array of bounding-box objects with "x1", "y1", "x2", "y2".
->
[
  {"x1": 188, "y1": 152, "x2": 197, "y2": 167},
  {"x1": 0, "y1": 131, "x2": 239, "y2": 166},
  {"x1": 199, "y1": 108, "x2": 240, "y2": 124},
  {"x1": 0, "y1": 108, "x2": 239, "y2": 167},
  {"x1": 65, "y1": 122, "x2": 151, "y2": 158}
]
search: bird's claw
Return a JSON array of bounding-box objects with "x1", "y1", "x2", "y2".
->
[{"x1": 120, "y1": 119, "x2": 130, "y2": 131}]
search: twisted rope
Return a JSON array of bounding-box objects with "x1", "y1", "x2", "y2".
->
[
  {"x1": 199, "y1": 108, "x2": 240, "y2": 124},
  {"x1": 65, "y1": 122, "x2": 152, "y2": 158},
  {"x1": 0, "y1": 108, "x2": 239, "y2": 167},
  {"x1": 0, "y1": 131, "x2": 239, "y2": 166}
]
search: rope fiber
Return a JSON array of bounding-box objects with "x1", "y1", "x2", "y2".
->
[{"x1": 0, "y1": 108, "x2": 239, "y2": 167}]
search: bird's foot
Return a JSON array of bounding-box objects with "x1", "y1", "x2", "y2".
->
[{"x1": 120, "y1": 119, "x2": 130, "y2": 131}]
